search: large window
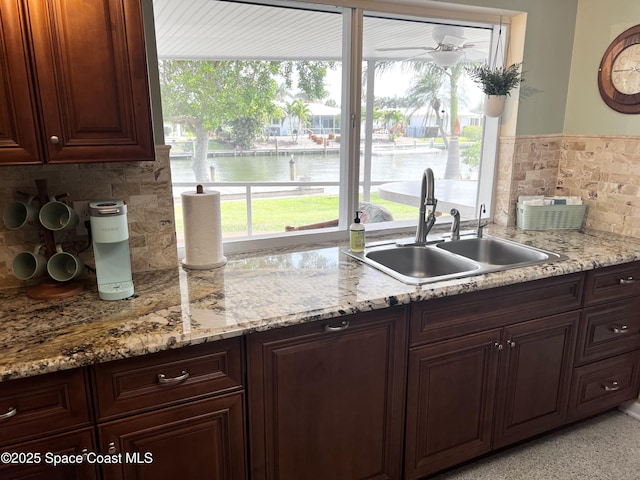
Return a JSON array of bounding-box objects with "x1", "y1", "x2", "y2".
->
[{"x1": 152, "y1": 0, "x2": 505, "y2": 252}]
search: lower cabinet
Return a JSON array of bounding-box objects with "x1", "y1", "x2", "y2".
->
[
  {"x1": 405, "y1": 312, "x2": 579, "y2": 480},
  {"x1": 247, "y1": 306, "x2": 408, "y2": 480},
  {"x1": 93, "y1": 338, "x2": 247, "y2": 480},
  {"x1": 404, "y1": 329, "x2": 500, "y2": 479},
  {"x1": 493, "y1": 312, "x2": 578, "y2": 448},
  {"x1": 98, "y1": 392, "x2": 246, "y2": 480},
  {"x1": 568, "y1": 263, "x2": 640, "y2": 421}
]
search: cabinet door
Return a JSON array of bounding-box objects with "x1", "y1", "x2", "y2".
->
[
  {"x1": 25, "y1": 0, "x2": 154, "y2": 163},
  {"x1": 247, "y1": 307, "x2": 408, "y2": 480},
  {"x1": 99, "y1": 392, "x2": 246, "y2": 480},
  {"x1": 493, "y1": 312, "x2": 579, "y2": 448},
  {"x1": 404, "y1": 329, "x2": 501, "y2": 480},
  {"x1": 0, "y1": 427, "x2": 98, "y2": 480},
  {"x1": 0, "y1": 0, "x2": 42, "y2": 164}
]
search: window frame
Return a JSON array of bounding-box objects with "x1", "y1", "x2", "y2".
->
[{"x1": 151, "y1": 0, "x2": 511, "y2": 255}]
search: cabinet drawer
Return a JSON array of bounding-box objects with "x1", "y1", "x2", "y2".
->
[
  {"x1": 584, "y1": 261, "x2": 640, "y2": 305},
  {"x1": 575, "y1": 300, "x2": 640, "y2": 366},
  {"x1": 93, "y1": 338, "x2": 243, "y2": 421},
  {"x1": 410, "y1": 273, "x2": 584, "y2": 345},
  {"x1": 0, "y1": 368, "x2": 91, "y2": 447},
  {"x1": 568, "y1": 351, "x2": 640, "y2": 421},
  {"x1": 0, "y1": 427, "x2": 98, "y2": 480}
]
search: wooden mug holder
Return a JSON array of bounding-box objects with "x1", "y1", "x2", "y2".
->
[{"x1": 13, "y1": 179, "x2": 84, "y2": 300}]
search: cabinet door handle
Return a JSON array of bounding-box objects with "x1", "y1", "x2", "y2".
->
[
  {"x1": 604, "y1": 381, "x2": 620, "y2": 392},
  {"x1": 493, "y1": 342, "x2": 503, "y2": 350},
  {"x1": 619, "y1": 276, "x2": 635, "y2": 285},
  {"x1": 50, "y1": 135, "x2": 60, "y2": 144},
  {"x1": 157, "y1": 370, "x2": 189, "y2": 384},
  {"x1": 107, "y1": 442, "x2": 117, "y2": 454},
  {"x1": 0, "y1": 407, "x2": 16, "y2": 420},
  {"x1": 611, "y1": 325, "x2": 630, "y2": 334},
  {"x1": 507, "y1": 340, "x2": 516, "y2": 348},
  {"x1": 324, "y1": 320, "x2": 349, "y2": 332}
]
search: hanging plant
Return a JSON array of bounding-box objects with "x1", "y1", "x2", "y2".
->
[
  {"x1": 466, "y1": 63, "x2": 524, "y2": 117},
  {"x1": 465, "y1": 63, "x2": 524, "y2": 97}
]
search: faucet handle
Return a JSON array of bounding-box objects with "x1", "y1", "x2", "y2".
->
[{"x1": 450, "y1": 208, "x2": 460, "y2": 241}]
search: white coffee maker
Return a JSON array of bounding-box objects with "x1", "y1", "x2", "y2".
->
[{"x1": 89, "y1": 200, "x2": 134, "y2": 300}]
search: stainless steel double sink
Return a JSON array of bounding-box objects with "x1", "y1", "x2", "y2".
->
[{"x1": 343, "y1": 236, "x2": 567, "y2": 285}]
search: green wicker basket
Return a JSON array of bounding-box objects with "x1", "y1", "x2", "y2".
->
[{"x1": 516, "y1": 203, "x2": 587, "y2": 230}]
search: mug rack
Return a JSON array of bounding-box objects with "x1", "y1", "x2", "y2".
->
[{"x1": 7, "y1": 178, "x2": 84, "y2": 300}]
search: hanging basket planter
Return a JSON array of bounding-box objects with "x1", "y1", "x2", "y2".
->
[
  {"x1": 466, "y1": 63, "x2": 524, "y2": 117},
  {"x1": 484, "y1": 95, "x2": 507, "y2": 117}
]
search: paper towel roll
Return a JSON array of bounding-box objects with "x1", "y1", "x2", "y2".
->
[{"x1": 181, "y1": 187, "x2": 227, "y2": 269}]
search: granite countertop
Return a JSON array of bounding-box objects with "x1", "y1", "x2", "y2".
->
[{"x1": 2, "y1": 225, "x2": 640, "y2": 382}]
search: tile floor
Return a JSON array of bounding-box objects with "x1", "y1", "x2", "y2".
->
[{"x1": 431, "y1": 410, "x2": 640, "y2": 480}]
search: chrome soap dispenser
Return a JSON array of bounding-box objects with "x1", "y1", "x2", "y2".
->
[{"x1": 89, "y1": 200, "x2": 134, "y2": 300}]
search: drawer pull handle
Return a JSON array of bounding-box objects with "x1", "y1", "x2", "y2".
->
[
  {"x1": 611, "y1": 325, "x2": 630, "y2": 334},
  {"x1": 0, "y1": 407, "x2": 16, "y2": 420},
  {"x1": 604, "y1": 381, "x2": 620, "y2": 392},
  {"x1": 619, "y1": 277, "x2": 635, "y2": 285},
  {"x1": 324, "y1": 320, "x2": 349, "y2": 332},
  {"x1": 157, "y1": 370, "x2": 189, "y2": 384}
]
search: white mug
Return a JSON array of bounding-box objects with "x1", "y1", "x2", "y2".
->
[
  {"x1": 39, "y1": 200, "x2": 79, "y2": 231},
  {"x1": 3, "y1": 197, "x2": 38, "y2": 230},
  {"x1": 47, "y1": 245, "x2": 84, "y2": 282},
  {"x1": 12, "y1": 244, "x2": 48, "y2": 281}
]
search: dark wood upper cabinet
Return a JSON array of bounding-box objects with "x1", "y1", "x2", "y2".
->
[
  {"x1": 0, "y1": 0, "x2": 154, "y2": 165},
  {"x1": 0, "y1": 0, "x2": 43, "y2": 164}
]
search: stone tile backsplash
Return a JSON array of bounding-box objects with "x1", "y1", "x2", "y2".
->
[
  {"x1": 494, "y1": 135, "x2": 563, "y2": 226},
  {"x1": 0, "y1": 145, "x2": 178, "y2": 288},
  {"x1": 494, "y1": 134, "x2": 640, "y2": 237},
  {"x1": 558, "y1": 135, "x2": 640, "y2": 237}
]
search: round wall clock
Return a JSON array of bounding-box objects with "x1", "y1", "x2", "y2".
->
[{"x1": 598, "y1": 24, "x2": 640, "y2": 113}]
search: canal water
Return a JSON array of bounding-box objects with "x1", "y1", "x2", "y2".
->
[{"x1": 169, "y1": 149, "x2": 476, "y2": 184}]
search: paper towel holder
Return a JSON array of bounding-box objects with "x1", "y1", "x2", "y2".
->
[{"x1": 181, "y1": 184, "x2": 227, "y2": 270}]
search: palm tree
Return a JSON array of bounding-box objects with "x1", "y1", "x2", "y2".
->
[
  {"x1": 405, "y1": 65, "x2": 448, "y2": 147},
  {"x1": 406, "y1": 61, "x2": 473, "y2": 179},
  {"x1": 290, "y1": 100, "x2": 311, "y2": 138},
  {"x1": 284, "y1": 101, "x2": 297, "y2": 140},
  {"x1": 377, "y1": 109, "x2": 407, "y2": 139}
]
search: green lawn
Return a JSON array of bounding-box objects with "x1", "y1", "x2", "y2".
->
[{"x1": 175, "y1": 193, "x2": 417, "y2": 235}]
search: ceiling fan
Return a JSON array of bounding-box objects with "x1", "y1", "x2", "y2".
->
[{"x1": 376, "y1": 26, "x2": 487, "y2": 68}]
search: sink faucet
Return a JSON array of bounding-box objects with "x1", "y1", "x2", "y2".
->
[
  {"x1": 450, "y1": 208, "x2": 460, "y2": 241},
  {"x1": 415, "y1": 168, "x2": 438, "y2": 245},
  {"x1": 477, "y1": 203, "x2": 488, "y2": 238}
]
